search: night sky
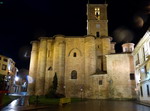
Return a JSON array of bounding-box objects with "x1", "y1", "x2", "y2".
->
[{"x1": 0, "y1": 0, "x2": 150, "y2": 69}]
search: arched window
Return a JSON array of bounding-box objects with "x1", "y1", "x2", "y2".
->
[
  {"x1": 71, "y1": 70, "x2": 77, "y2": 79},
  {"x1": 73, "y1": 52, "x2": 77, "y2": 57},
  {"x1": 95, "y1": 7, "x2": 100, "y2": 20}
]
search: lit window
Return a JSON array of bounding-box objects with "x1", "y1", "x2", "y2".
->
[
  {"x1": 2, "y1": 64, "x2": 7, "y2": 70},
  {"x1": 95, "y1": 7, "x2": 100, "y2": 20},
  {"x1": 73, "y1": 52, "x2": 77, "y2": 57},
  {"x1": 130, "y1": 73, "x2": 135, "y2": 80},
  {"x1": 71, "y1": 70, "x2": 77, "y2": 79},
  {"x1": 99, "y1": 80, "x2": 103, "y2": 85}
]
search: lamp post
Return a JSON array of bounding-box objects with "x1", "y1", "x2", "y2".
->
[
  {"x1": 80, "y1": 88, "x2": 83, "y2": 100},
  {"x1": 63, "y1": 85, "x2": 66, "y2": 97}
]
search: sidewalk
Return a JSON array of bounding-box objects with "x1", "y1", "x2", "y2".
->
[
  {"x1": 136, "y1": 100, "x2": 150, "y2": 107},
  {"x1": 0, "y1": 99, "x2": 58, "y2": 111},
  {"x1": 1, "y1": 105, "x2": 51, "y2": 111}
]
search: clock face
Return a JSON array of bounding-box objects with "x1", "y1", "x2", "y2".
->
[{"x1": 96, "y1": 24, "x2": 100, "y2": 28}]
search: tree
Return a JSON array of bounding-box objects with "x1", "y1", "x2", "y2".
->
[
  {"x1": 45, "y1": 73, "x2": 58, "y2": 98},
  {"x1": 52, "y1": 72, "x2": 58, "y2": 93}
]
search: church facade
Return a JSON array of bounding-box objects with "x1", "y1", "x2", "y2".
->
[{"x1": 28, "y1": 3, "x2": 136, "y2": 99}]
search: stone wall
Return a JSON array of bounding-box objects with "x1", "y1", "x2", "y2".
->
[
  {"x1": 28, "y1": 41, "x2": 39, "y2": 95},
  {"x1": 65, "y1": 37, "x2": 86, "y2": 97},
  {"x1": 106, "y1": 54, "x2": 136, "y2": 99}
]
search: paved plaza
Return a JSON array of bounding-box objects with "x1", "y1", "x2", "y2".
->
[
  {"x1": 2, "y1": 99, "x2": 150, "y2": 111},
  {"x1": 36, "y1": 100, "x2": 150, "y2": 111}
]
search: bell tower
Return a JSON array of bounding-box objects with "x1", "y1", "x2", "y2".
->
[{"x1": 87, "y1": 3, "x2": 108, "y2": 37}]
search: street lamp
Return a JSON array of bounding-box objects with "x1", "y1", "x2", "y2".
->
[{"x1": 15, "y1": 76, "x2": 19, "y2": 81}]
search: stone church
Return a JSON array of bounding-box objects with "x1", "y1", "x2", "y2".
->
[{"x1": 28, "y1": 3, "x2": 136, "y2": 99}]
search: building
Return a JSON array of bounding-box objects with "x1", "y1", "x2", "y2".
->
[
  {"x1": 106, "y1": 43, "x2": 136, "y2": 99},
  {"x1": 28, "y1": 3, "x2": 136, "y2": 99},
  {"x1": 0, "y1": 54, "x2": 18, "y2": 93},
  {"x1": 132, "y1": 27, "x2": 150, "y2": 104},
  {"x1": 0, "y1": 55, "x2": 16, "y2": 76}
]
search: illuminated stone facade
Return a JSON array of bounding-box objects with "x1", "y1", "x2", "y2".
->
[
  {"x1": 28, "y1": 3, "x2": 136, "y2": 99},
  {"x1": 106, "y1": 53, "x2": 136, "y2": 99},
  {"x1": 132, "y1": 27, "x2": 150, "y2": 104}
]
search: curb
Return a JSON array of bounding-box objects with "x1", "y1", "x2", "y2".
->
[
  {"x1": 136, "y1": 101, "x2": 150, "y2": 107},
  {"x1": 19, "y1": 106, "x2": 50, "y2": 111}
]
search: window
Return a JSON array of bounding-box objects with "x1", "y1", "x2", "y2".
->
[
  {"x1": 144, "y1": 66, "x2": 147, "y2": 75},
  {"x1": 140, "y1": 86, "x2": 143, "y2": 97},
  {"x1": 99, "y1": 80, "x2": 103, "y2": 85},
  {"x1": 96, "y1": 32, "x2": 100, "y2": 37},
  {"x1": 136, "y1": 53, "x2": 140, "y2": 65},
  {"x1": 73, "y1": 52, "x2": 76, "y2": 57},
  {"x1": 130, "y1": 73, "x2": 135, "y2": 80},
  {"x1": 125, "y1": 48, "x2": 128, "y2": 52},
  {"x1": 71, "y1": 70, "x2": 77, "y2": 79},
  {"x1": 147, "y1": 85, "x2": 150, "y2": 96},
  {"x1": 98, "y1": 45, "x2": 99, "y2": 48},
  {"x1": 2, "y1": 64, "x2": 7, "y2": 70},
  {"x1": 129, "y1": 48, "x2": 132, "y2": 52},
  {"x1": 3, "y1": 58, "x2": 8, "y2": 62},
  {"x1": 143, "y1": 47, "x2": 145, "y2": 61},
  {"x1": 95, "y1": 7, "x2": 100, "y2": 20},
  {"x1": 0, "y1": 57, "x2": 1, "y2": 60}
]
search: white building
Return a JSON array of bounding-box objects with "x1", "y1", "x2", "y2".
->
[
  {"x1": 0, "y1": 54, "x2": 16, "y2": 76},
  {"x1": 0, "y1": 54, "x2": 18, "y2": 93},
  {"x1": 132, "y1": 27, "x2": 150, "y2": 104}
]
